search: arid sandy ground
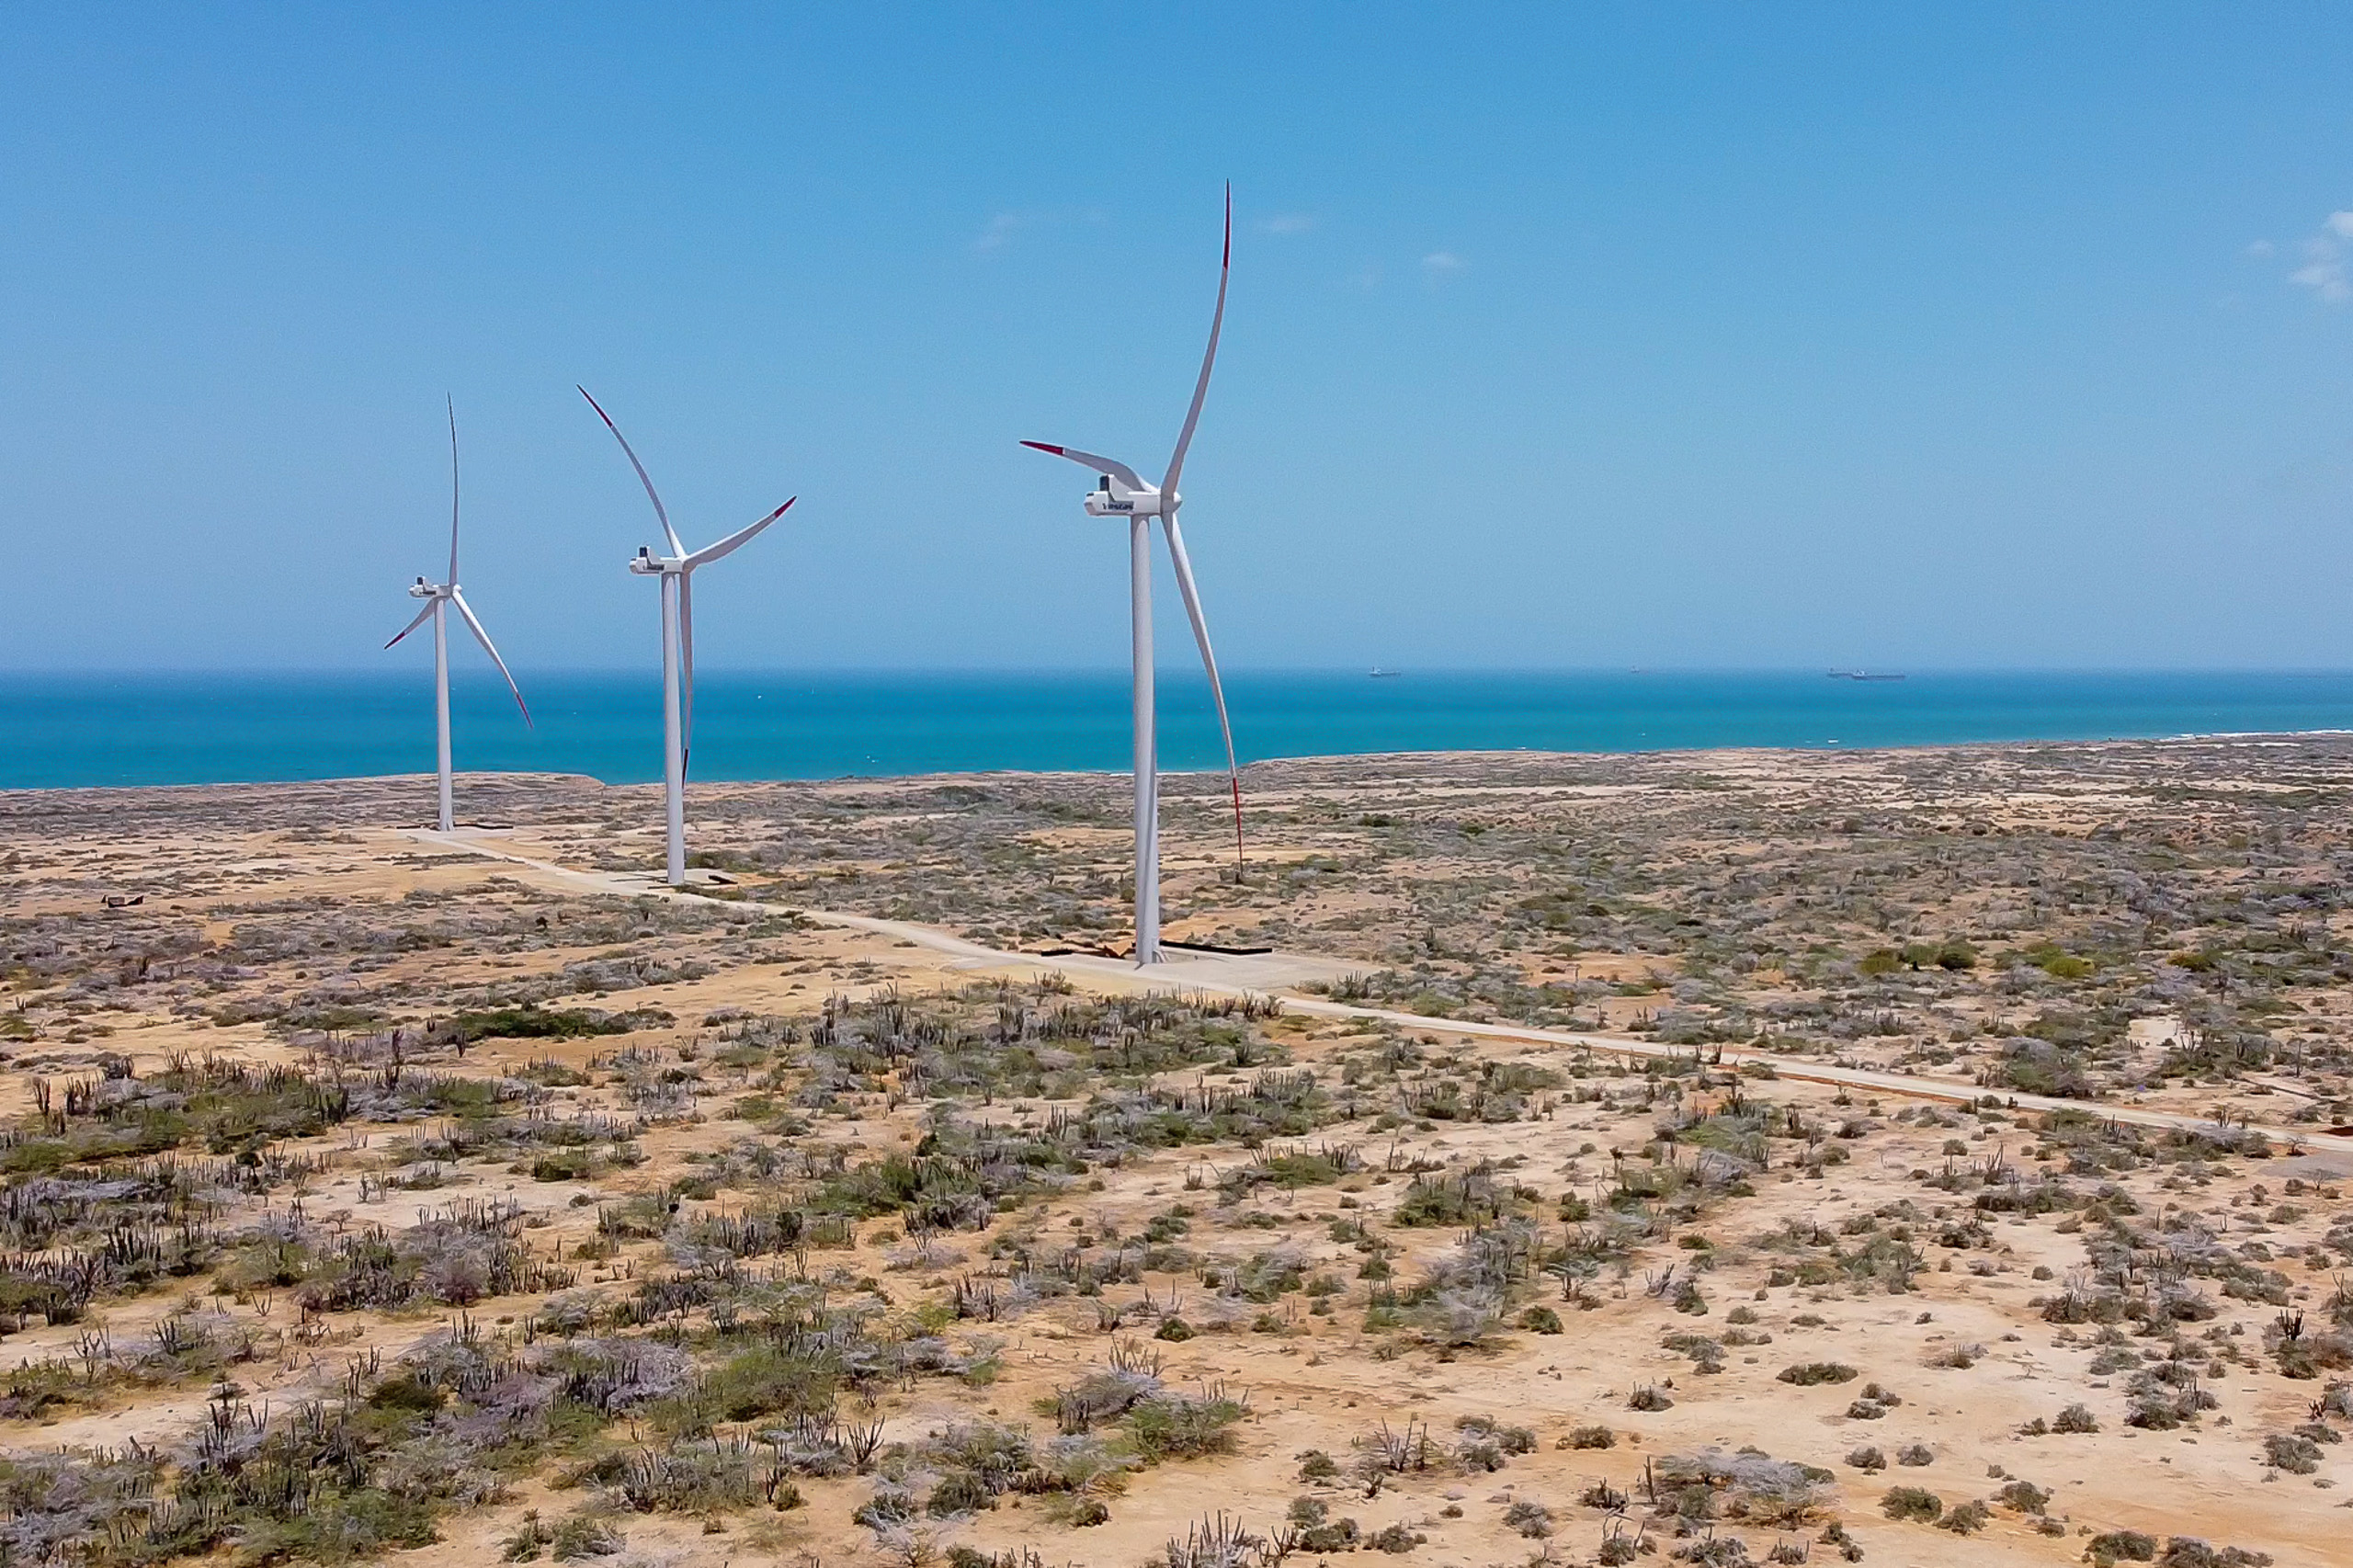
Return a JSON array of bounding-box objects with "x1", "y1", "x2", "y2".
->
[{"x1": 3, "y1": 738, "x2": 2352, "y2": 1568}]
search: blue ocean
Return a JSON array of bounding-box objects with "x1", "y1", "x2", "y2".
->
[{"x1": 3, "y1": 670, "x2": 2351, "y2": 790}]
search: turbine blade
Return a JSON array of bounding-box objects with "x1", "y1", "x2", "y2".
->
[
  {"x1": 683, "y1": 496, "x2": 793, "y2": 568},
  {"x1": 450, "y1": 587, "x2": 533, "y2": 727},
  {"x1": 384, "y1": 600, "x2": 436, "y2": 650},
  {"x1": 1020, "y1": 442, "x2": 1147, "y2": 494},
  {"x1": 1162, "y1": 183, "x2": 1231, "y2": 502},
  {"x1": 578, "y1": 386, "x2": 685, "y2": 557},
  {"x1": 678, "y1": 569, "x2": 695, "y2": 776},
  {"x1": 1159, "y1": 514, "x2": 1244, "y2": 869},
  {"x1": 447, "y1": 396, "x2": 461, "y2": 585}
]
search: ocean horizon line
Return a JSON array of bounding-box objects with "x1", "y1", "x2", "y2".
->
[
  {"x1": 9, "y1": 664, "x2": 2353, "y2": 679},
  {"x1": 7, "y1": 668, "x2": 2353, "y2": 791}
]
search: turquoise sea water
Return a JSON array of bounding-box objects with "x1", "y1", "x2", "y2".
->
[{"x1": 3, "y1": 670, "x2": 2351, "y2": 790}]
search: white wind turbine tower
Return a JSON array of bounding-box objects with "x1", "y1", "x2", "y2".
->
[
  {"x1": 580, "y1": 387, "x2": 794, "y2": 887},
  {"x1": 384, "y1": 399, "x2": 531, "y2": 833},
  {"x1": 1023, "y1": 185, "x2": 1244, "y2": 966}
]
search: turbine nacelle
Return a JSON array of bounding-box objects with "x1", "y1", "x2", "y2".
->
[
  {"x1": 409, "y1": 576, "x2": 451, "y2": 600},
  {"x1": 628, "y1": 547, "x2": 683, "y2": 577},
  {"x1": 1080, "y1": 472, "x2": 1170, "y2": 518}
]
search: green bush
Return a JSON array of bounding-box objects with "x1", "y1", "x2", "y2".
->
[
  {"x1": 1126, "y1": 1393, "x2": 1246, "y2": 1463},
  {"x1": 1777, "y1": 1361, "x2": 1859, "y2": 1386},
  {"x1": 1938, "y1": 1498, "x2": 1990, "y2": 1534},
  {"x1": 1995, "y1": 1479, "x2": 2051, "y2": 1514}
]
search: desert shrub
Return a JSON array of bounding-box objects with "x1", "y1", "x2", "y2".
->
[
  {"x1": 2085, "y1": 1530, "x2": 2158, "y2": 1563},
  {"x1": 1562, "y1": 1425, "x2": 1615, "y2": 1450},
  {"x1": 1503, "y1": 1498, "x2": 1553, "y2": 1538},
  {"x1": 659, "y1": 1340, "x2": 835, "y2": 1429},
  {"x1": 549, "y1": 1514, "x2": 625, "y2": 1561},
  {"x1": 1580, "y1": 1478, "x2": 1630, "y2": 1509},
  {"x1": 2054, "y1": 1402, "x2": 2100, "y2": 1433},
  {"x1": 1995, "y1": 1479, "x2": 2051, "y2": 1513},
  {"x1": 1845, "y1": 1446, "x2": 1885, "y2": 1471},
  {"x1": 2126, "y1": 1369, "x2": 2217, "y2": 1430},
  {"x1": 1650, "y1": 1449, "x2": 1826, "y2": 1528},
  {"x1": 1777, "y1": 1361, "x2": 1858, "y2": 1386},
  {"x1": 852, "y1": 1485, "x2": 915, "y2": 1531},
  {"x1": 1663, "y1": 1333, "x2": 1724, "y2": 1374},
  {"x1": 1938, "y1": 1498, "x2": 1991, "y2": 1534},
  {"x1": 1996, "y1": 1039, "x2": 2093, "y2": 1098},
  {"x1": 1455, "y1": 1415, "x2": 1536, "y2": 1456},
  {"x1": 1298, "y1": 1516, "x2": 1362, "y2": 1552},
  {"x1": 1895, "y1": 1444, "x2": 1933, "y2": 1467},
  {"x1": 606, "y1": 1439, "x2": 769, "y2": 1514},
  {"x1": 1048, "y1": 1362, "x2": 1162, "y2": 1435},
  {"x1": 2154, "y1": 1539, "x2": 2274, "y2": 1568},
  {"x1": 1126, "y1": 1391, "x2": 1247, "y2": 1463},
  {"x1": 1880, "y1": 1486, "x2": 1941, "y2": 1523},
  {"x1": 1392, "y1": 1166, "x2": 1517, "y2": 1227},
  {"x1": 926, "y1": 1423, "x2": 1032, "y2": 1497},
  {"x1": 0, "y1": 1449, "x2": 171, "y2": 1566},
  {"x1": 503, "y1": 1512, "x2": 554, "y2": 1562},
  {"x1": 2272, "y1": 1326, "x2": 2353, "y2": 1381},
  {"x1": 2261, "y1": 1431, "x2": 2321, "y2": 1475},
  {"x1": 1628, "y1": 1385, "x2": 1673, "y2": 1411},
  {"x1": 927, "y1": 1471, "x2": 992, "y2": 1517}
]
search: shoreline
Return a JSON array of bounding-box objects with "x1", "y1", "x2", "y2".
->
[{"x1": 9, "y1": 724, "x2": 2353, "y2": 799}]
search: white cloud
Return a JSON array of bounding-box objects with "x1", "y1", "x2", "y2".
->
[
  {"x1": 1259, "y1": 212, "x2": 1316, "y2": 235},
  {"x1": 2293, "y1": 251, "x2": 2347, "y2": 303},
  {"x1": 2245, "y1": 239, "x2": 2275, "y2": 258},
  {"x1": 973, "y1": 213, "x2": 1023, "y2": 253},
  {"x1": 1421, "y1": 250, "x2": 1466, "y2": 275},
  {"x1": 2287, "y1": 210, "x2": 2353, "y2": 302}
]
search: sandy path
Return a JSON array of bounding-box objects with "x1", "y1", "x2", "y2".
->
[{"x1": 414, "y1": 828, "x2": 2353, "y2": 1165}]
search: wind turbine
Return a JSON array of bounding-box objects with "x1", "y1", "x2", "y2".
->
[
  {"x1": 1022, "y1": 185, "x2": 1243, "y2": 966},
  {"x1": 384, "y1": 399, "x2": 531, "y2": 833},
  {"x1": 579, "y1": 387, "x2": 794, "y2": 887}
]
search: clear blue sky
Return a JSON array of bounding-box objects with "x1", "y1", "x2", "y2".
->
[{"x1": 7, "y1": 4, "x2": 2353, "y2": 672}]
